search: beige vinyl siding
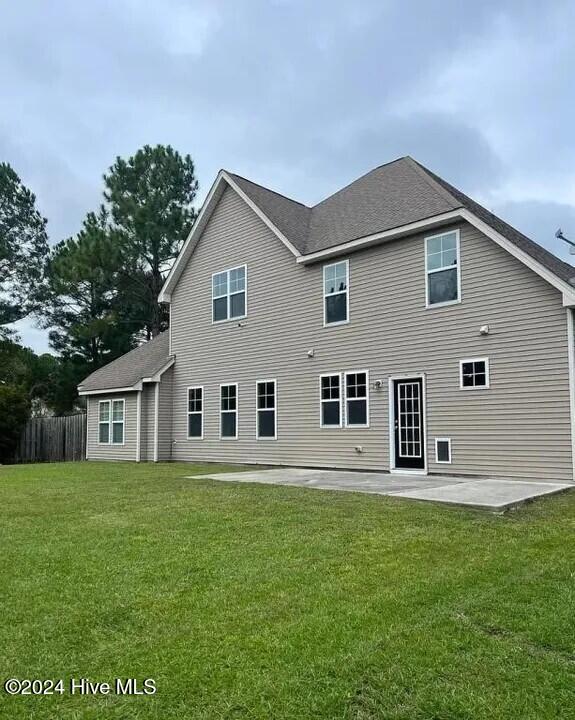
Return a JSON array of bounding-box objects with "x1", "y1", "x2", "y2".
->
[
  {"x1": 170, "y1": 186, "x2": 572, "y2": 481},
  {"x1": 157, "y1": 367, "x2": 173, "y2": 460},
  {"x1": 86, "y1": 392, "x2": 138, "y2": 461},
  {"x1": 140, "y1": 384, "x2": 156, "y2": 461}
]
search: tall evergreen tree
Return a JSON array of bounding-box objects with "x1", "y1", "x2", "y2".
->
[
  {"x1": 44, "y1": 207, "x2": 134, "y2": 365},
  {"x1": 103, "y1": 144, "x2": 198, "y2": 337},
  {"x1": 0, "y1": 162, "x2": 49, "y2": 334}
]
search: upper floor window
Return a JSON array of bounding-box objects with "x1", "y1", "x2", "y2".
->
[
  {"x1": 323, "y1": 259, "x2": 349, "y2": 325},
  {"x1": 460, "y1": 358, "x2": 489, "y2": 389},
  {"x1": 425, "y1": 230, "x2": 460, "y2": 307},
  {"x1": 98, "y1": 399, "x2": 124, "y2": 444},
  {"x1": 212, "y1": 265, "x2": 246, "y2": 323}
]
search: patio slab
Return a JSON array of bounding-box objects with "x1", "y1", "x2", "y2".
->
[{"x1": 189, "y1": 468, "x2": 574, "y2": 511}]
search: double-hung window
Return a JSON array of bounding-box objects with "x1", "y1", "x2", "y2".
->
[
  {"x1": 344, "y1": 371, "x2": 369, "y2": 427},
  {"x1": 98, "y1": 399, "x2": 124, "y2": 444},
  {"x1": 320, "y1": 374, "x2": 342, "y2": 427},
  {"x1": 256, "y1": 380, "x2": 277, "y2": 439},
  {"x1": 323, "y1": 260, "x2": 349, "y2": 325},
  {"x1": 425, "y1": 230, "x2": 460, "y2": 307},
  {"x1": 98, "y1": 401, "x2": 110, "y2": 443},
  {"x1": 187, "y1": 386, "x2": 203, "y2": 439},
  {"x1": 212, "y1": 265, "x2": 247, "y2": 322},
  {"x1": 220, "y1": 384, "x2": 238, "y2": 438}
]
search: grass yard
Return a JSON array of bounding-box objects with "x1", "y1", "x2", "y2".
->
[{"x1": 0, "y1": 462, "x2": 574, "y2": 719}]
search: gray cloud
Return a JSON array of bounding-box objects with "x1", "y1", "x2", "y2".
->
[{"x1": 2, "y1": 0, "x2": 574, "y2": 352}]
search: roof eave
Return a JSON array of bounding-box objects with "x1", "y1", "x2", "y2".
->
[{"x1": 297, "y1": 207, "x2": 575, "y2": 302}]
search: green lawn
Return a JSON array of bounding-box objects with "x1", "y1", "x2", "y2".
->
[{"x1": 0, "y1": 462, "x2": 574, "y2": 719}]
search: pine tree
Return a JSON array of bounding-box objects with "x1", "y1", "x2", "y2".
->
[
  {"x1": 0, "y1": 162, "x2": 49, "y2": 333},
  {"x1": 103, "y1": 144, "x2": 198, "y2": 336}
]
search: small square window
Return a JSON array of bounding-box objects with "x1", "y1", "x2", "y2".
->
[{"x1": 460, "y1": 359, "x2": 489, "y2": 389}]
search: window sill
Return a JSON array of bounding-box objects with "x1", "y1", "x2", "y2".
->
[
  {"x1": 323, "y1": 319, "x2": 350, "y2": 328},
  {"x1": 425, "y1": 298, "x2": 461, "y2": 310},
  {"x1": 212, "y1": 314, "x2": 247, "y2": 325}
]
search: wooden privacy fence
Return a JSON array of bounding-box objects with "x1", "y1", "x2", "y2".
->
[{"x1": 15, "y1": 414, "x2": 86, "y2": 463}]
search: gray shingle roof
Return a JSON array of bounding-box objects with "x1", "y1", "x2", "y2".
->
[
  {"x1": 79, "y1": 331, "x2": 172, "y2": 392},
  {"x1": 228, "y1": 156, "x2": 575, "y2": 285},
  {"x1": 228, "y1": 173, "x2": 311, "y2": 251}
]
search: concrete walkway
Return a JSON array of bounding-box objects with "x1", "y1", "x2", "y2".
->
[{"x1": 189, "y1": 467, "x2": 574, "y2": 512}]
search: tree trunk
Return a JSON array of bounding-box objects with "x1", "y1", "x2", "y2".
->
[{"x1": 150, "y1": 268, "x2": 163, "y2": 337}]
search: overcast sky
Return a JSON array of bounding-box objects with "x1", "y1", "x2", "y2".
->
[{"x1": 3, "y1": 0, "x2": 575, "y2": 352}]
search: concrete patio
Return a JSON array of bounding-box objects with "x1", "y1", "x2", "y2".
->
[{"x1": 189, "y1": 467, "x2": 574, "y2": 512}]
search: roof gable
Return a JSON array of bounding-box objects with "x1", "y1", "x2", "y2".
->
[{"x1": 160, "y1": 156, "x2": 575, "y2": 303}]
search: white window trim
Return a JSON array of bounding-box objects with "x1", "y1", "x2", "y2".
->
[
  {"x1": 323, "y1": 259, "x2": 350, "y2": 327},
  {"x1": 256, "y1": 378, "x2": 277, "y2": 440},
  {"x1": 98, "y1": 398, "x2": 125, "y2": 446},
  {"x1": 212, "y1": 264, "x2": 248, "y2": 324},
  {"x1": 319, "y1": 373, "x2": 343, "y2": 428},
  {"x1": 344, "y1": 369, "x2": 370, "y2": 428},
  {"x1": 459, "y1": 357, "x2": 490, "y2": 390},
  {"x1": 98, "y1": 399, "x2": 110, "y2": 445},
  {"x1": 220, "y1": 382, "x2": 239, "y2": 440},
  {"x1": 187, "y1": 385, "x2": 204, "y2": 440},
  {"x1": 435, "y1": 437, "x2": 452, "y2": 464},
  {"x1": 425, "y1": 229, "x2": 461, "y2": 309}
]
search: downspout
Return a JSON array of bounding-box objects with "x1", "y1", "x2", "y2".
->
[
  {"x1": 85, "y1": 397, "x2": 90, "y2": 460},
  {"x1": 153, "y1": 383, "x2": 160, "y2": 462},
  {"x1": 136, "y1": 389, "x2": 142, "y2": 462},
  {"x1": 567, "y1": 308, "x2": 575, "y2": 482}
]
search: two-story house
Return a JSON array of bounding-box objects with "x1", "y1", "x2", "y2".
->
[{"x1": 78, "y1": 156, "x2": 575, "y2": 482}]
